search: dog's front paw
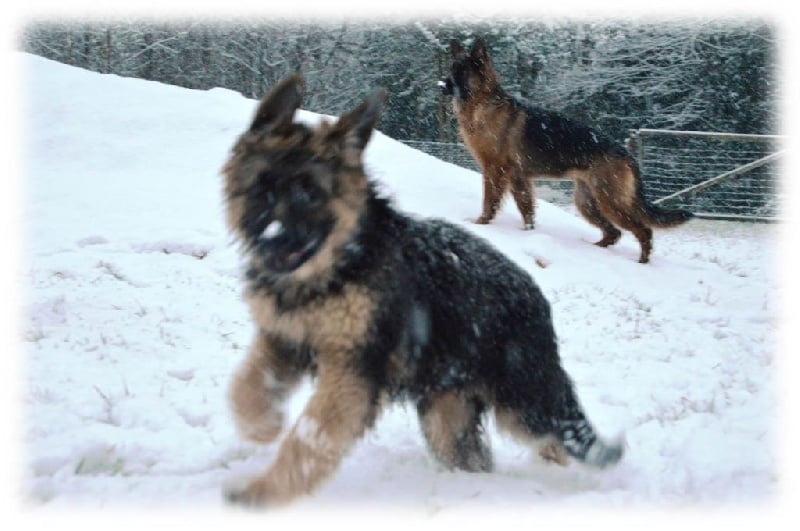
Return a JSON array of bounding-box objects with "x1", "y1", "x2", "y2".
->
[
  {"x1": 474, "y1": 216, "x2": 492, "y2": 225},
  {"x1": 522, "y1": 222, "x2": 535, "y2": 230}
]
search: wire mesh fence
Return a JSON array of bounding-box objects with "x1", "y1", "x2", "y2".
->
[{"x1": 628, "y1": 129, "x2": 785, "y2": 221}]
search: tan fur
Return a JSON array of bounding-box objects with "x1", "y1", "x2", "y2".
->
[
  {"x1": 419, "y1": 391, "x2": 474, "y2": 465},
  {"x1": 538, "y1": 442, "x2": 570, "y2": 466},
  {"x1": 247, "y1": 283, "x2": 374, "y2": 355},
  {"x1": 494, "y1": 409, "x2": 568, "y2": 466},
  {"x1": 418, "y1": 390, "x2": 493, "y2": 472}
]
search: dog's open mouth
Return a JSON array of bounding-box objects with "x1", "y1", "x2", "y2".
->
[
  {"x1": 257, "y1": 219, "x2": 329, "y2": 273},
  {"x1": 268, "y1": 236, "x2": 323, "y2": 272}
]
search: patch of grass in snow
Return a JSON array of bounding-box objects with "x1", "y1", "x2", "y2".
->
[
  {"x1": 130, "y1": 240, "x2": 212, "y2": 260},
  {"x1": 95, "y1": 260, "x2": 147, "y2": 287},
  {"x1": 74, "y1": 446, "x2": 126, "y2": 476}
]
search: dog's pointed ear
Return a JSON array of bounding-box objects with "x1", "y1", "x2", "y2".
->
[
  {"x1": 469, "y1": 38, "x2": 489, "y2": 64},
  {"x1": 334, "y1": 89, "x2": 386, "y2": 163},
  {"x1": 449, "y1": 39, "x2": 464, "y2": 58},
  {"x1": 250, "y1": 74, "x2": 305, "y2": 132}
]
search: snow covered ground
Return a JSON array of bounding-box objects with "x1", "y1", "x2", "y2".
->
[{"x1": 15, "y1": 53, "x2": 787, "y2": 524}]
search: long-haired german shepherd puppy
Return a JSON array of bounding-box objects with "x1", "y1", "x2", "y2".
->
[
  {"x1": 222, "y1": 74, "x2": 623, "y2": 507},
  {"x1": 441, "y1": 38, "x2": 693, "y2": 263}
]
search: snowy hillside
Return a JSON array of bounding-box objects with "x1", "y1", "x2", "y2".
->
[{"x1": 18, "y1": 53, "x2": 781, "y2": 519}]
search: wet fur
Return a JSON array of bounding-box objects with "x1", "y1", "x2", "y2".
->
[
  {"x1": 222, "y1": 75, "x2": 623, "y2": 507},
  {"x1": 443, "y1": 38, "x2": 693, "y2": 263}
]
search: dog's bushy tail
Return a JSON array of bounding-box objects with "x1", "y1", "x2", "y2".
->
[
  {"x1": 552, "y1": 382, "x2": 624, "y2": 469},
  {"x1": 643, "y1": 201, "x2": 695, "y2": 228},
  {"x1": 555, "y1": 418, "x2": 624, "y2": 469},
  {"x1": 630, "y1": 158, "x2": 694, "y2": 228}
]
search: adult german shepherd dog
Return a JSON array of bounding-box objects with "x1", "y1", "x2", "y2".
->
[
  {"x1": 441, "y1": 38, "x2": 693, "y2": 263},
  {"x1": 222, "y1": 75, "x2": 623, "y2": 507}
]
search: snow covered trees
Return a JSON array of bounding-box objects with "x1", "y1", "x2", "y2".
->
[{"x1": 21, "y1": 18, "x2": 777, "y2": 142}]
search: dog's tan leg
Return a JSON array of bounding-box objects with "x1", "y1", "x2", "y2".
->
[
  {"x1": 592, "y1": 162, "x2": 654, "y2": 263},
  {"x1": 630, "y1": 224, "x2": 653, "y2": 264},
  {"x1": 418, "y1": 390, "x2": 493, "y2": 472},
  {"x1": 596, "y1": 198, "x2": 654, "y2": 263},
  {"x1": 225, "y1": 365, "x2": 378, "y2": 507},
  {"x1": 228, "y1": 332, "x2": 304, "y2": 445},
  {"x1": 573, "y1": 180, "x2": 621, "y2": 247},
  {"x1": 476, "y1": 167, "x2": 508, "y2": 224},
  {"x1": 510, "y1": 172, "x2": 535, "y2": 229}
]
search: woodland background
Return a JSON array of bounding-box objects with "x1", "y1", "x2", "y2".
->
[{"x1": 20, "y1": 17, "x2": 778, "y2": 144}]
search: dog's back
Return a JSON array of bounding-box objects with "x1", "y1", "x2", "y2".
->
[{"x1": 520, "y1": 104, "x2": 630, "y2": 174}]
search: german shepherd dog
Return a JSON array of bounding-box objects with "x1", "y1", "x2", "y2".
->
[
  {"x1": 441, "y1": 38, "x2": 693, "y2": 263},
  {"x1": 222, "y1": 74, "x2": 623, "y2": 507}
]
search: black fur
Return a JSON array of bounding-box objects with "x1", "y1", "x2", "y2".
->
[{"x1": 521, "y1": 106, "x2": 631, "y2": 171}]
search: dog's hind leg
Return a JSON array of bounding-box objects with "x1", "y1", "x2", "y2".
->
[
  {"x1": 225, "y1": 365, "x2": 380, "y2": 507},
  {"x1": 595, "y1": 161, "x2": 655, "y2": 263},
  {"x1": 601, "y1": 203, "x2": 654, "y2": 263},
  {"x1": 628, "y1": 223, "x2": 653, "y2": 264},
  {"x1": 228, "y1": 332, "x2": 305, "y2": 445},
  {"x1": 510, "y1": 172, "x2": 535, "y2": 230},
  {"x1": 573, "y1": 180, "x2": 621, "y2": 247},
  {"x1": 417, "y1": 390, "x2": 493, "y2": 472}
]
